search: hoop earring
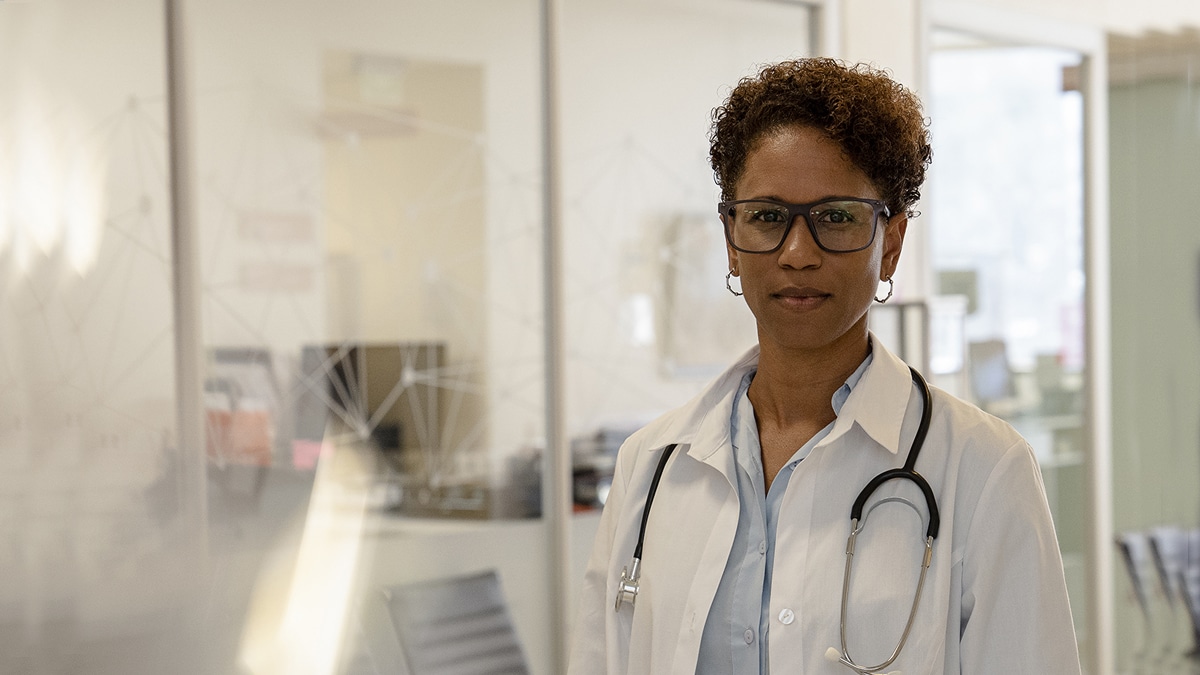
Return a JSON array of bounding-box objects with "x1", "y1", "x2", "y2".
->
[
  {"x1": 874, "y1": 277, "x2": 894, "y2": 304},
  {"x1": 726, "y1": 270, "x2": 743, "y2": 297}
]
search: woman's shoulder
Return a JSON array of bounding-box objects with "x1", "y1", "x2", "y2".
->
[
  {"x1": 926, "y1": 383, "x2": 1036, "y2": 470},
  {"x1": 915, "y1": 383, "x2": 1061, "y2": 561}
]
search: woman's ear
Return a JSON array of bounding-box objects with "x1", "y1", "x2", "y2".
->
[
  {"x1": 726, "y1": 243, "x2": 739, "y2": 276},
  {"x1": 882, "y1": 213, "x2": 908, "y2": 278}
]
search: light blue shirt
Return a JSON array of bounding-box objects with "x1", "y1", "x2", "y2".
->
[{"x1": 695, "y1": 351, "x2": 873, "y2": 674}]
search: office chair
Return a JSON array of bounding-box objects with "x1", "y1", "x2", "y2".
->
[{"x1": 381, "y1": 570, "x2": 529, "y2": 675}]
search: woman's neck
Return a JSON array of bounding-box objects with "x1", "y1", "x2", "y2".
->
[{"x1": 748, "y1": 329, "x2": 871, "y2": 429}]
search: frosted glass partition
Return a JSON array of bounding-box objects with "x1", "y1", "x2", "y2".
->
[
  {"x1": 928, "y1": 31, "x2": 1088, "y2": 654},
  {"x1": 559, "y1": 0, "x2": 812, "y2": 511},
  {"x1": 0, "y1": 1, "x2": 189, "y2": 672},
  {"x1": 187, "y1": 0, "x2": 550, "y2": 672}
]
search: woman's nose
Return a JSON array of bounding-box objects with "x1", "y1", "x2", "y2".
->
[{"x1": 777, "y1": 216, "x2": 823, "y2": 268}]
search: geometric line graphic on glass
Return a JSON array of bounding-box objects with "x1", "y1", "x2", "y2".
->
[
  {"x1": 560, "y1": 137, "x2": 723, "y2": 417},
  {"x1": 0, "y1": 91, "x2": 175, "y2": 435},
  {"x1": 293, "y1": 342, "x2": 483, "y2": 485},
  {"x1": 197, "y1": 79, "x2": 544, "y2": 487}
]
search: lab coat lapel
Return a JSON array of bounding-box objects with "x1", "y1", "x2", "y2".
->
[
  {"x1": 635, "y1": 379, "x2": 742, "y2": 674},
  {"x1": 673, "y1": 388, "x2": 740, "y2": 674},
  {"x1": 818, "y1": 334, "x2": 914, "y2": 456}
]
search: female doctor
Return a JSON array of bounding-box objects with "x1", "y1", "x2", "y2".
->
[{"x1": 567, "y1": 59, "x2": 1082, "y2": 674}]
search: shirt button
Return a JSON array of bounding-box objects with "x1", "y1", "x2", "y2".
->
[
  {"x1": 758, "y1": 541, "x2": 767, "y2": 554},
  {"x1": 744, "y1": 629, "x2": 755, "y2": 644},
  {"x1": 778, "y1": 608, "x2": 795, "y2": 625}
]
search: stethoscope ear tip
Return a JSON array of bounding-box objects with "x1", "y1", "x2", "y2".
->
[{"x1": 825, "y1": 647, "x2": 843, "y2": 663}]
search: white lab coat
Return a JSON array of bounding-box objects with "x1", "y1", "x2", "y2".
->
[{"x1": 568, "y1": 338, "x2": 1081, "y2": 674}]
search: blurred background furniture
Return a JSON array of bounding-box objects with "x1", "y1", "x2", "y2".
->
[{"x1": 378, "y1": 570, "x2": 529, "y2": 675}]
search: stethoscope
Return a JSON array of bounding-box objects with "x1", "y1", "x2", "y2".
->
[{"x1": 614, "y1": 367, "x2": 940, "y2": 675}]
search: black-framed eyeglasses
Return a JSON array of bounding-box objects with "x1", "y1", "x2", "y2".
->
[{"x1": 718, "y1": 197, "x2": 891, "y2": 254}]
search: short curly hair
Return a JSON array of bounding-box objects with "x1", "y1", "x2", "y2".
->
[{"x1": 709, "y1": 58, "x2": 932, "y2": 215}]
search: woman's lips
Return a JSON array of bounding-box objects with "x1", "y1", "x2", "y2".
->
[{"x1": 772, "y1": 286, "x2": 830, "y2": 309}]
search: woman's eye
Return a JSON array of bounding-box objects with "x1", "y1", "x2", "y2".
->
[
  {"x1": 816, "y1": 209, "x2": 854, "y2": 224},
  {"x1": 748, "y1": 208, "x2": 788, "y2": 223}
]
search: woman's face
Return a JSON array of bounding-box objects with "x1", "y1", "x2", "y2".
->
[{"x1": 727, "y1": 124, "x2": 907, "y2": 355}]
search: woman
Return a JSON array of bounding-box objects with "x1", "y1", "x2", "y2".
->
[{"x1": 568, "y1": 59, "x2": 1081, "y2": 674}]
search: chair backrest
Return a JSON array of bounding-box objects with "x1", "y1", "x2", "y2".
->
[
  {"x1": 1182, "y1": 529, "x2": 1200, "y2": 648},
  {"x1": 381, "y1": 570, "x2": 529, "y2": 675}
]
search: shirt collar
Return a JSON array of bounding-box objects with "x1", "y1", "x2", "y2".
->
[
  {"x1": 634, "y1": 335, "x2": 916, "y2": 459},
  {"x1": 832, "y1": 349, "x2": 873, "y2": 415},
  {"x1": 729, "y1": 349, "x2": 873, "y2": 468},
  {"x1": 818, "y1": 334, "x2": 915, "y2": 455},
  {"x1": 731, "y1": 347, "x2": 872, "y2": 445}
]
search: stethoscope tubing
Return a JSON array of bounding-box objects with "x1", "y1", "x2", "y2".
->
[
  {"x1": 615, "y1": 366, "x2": 941, "y2": 675},
  {"x1": 850, "y1": 367, "x2": 939, "y2": 538},
  {"x1": 836, "y1": 366, "x2": 939, "y2": 674},
  {"x1": 622, "y1": 366, "x2": 937, "y2": 576},
  {"x1": 634, "y1": 444, "x2": 677, "y2": 561},
  {"x1": 614, "y1": 443, "x2": 677, "y2": 611}
]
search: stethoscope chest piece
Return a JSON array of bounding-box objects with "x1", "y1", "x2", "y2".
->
[
  {"x1": 614, "y1": 558, "x2": 641, "y2": 611},
  {"x1": 613, "y1": 444, "x2": 677, "y2": 613}
]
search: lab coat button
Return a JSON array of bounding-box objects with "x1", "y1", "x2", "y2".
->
[
  {"x1": 779, "y1": 608, "x2": 795, "y2": 625},
  {"x1": 758, "y1": 541, "x2": 766, "y2": 554},
  {"x1": 744, "y1": 629, "x2": 755, "y2": 644}
]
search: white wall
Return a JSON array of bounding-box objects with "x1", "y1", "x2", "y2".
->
[
  {"x1": 953, "y1": 0, "x2": 1200, "y2": 34},
  {"x1": 835, "y1": 0, "x2": 1200, "y2": 80}
]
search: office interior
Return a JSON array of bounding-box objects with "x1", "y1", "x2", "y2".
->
[{"x1": 1, "y1": 0, "x2": 1199, "y2": 673}]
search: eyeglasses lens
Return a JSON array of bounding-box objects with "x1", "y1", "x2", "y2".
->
[{"x1": 726, "y1": 200, "x2": 878, "y2": 252}]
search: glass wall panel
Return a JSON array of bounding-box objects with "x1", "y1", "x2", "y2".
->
[
  {"x1": 1108, "y1": 32, "x2": 1200, "y2": 673},
  {"x1": 187, "y1": 0, "x2": 548, "y2": 672},
  {"x1": 928, "y1": 31, "x2": 1089, "y2": 655},
  {"x1": 0, "y1": 1, "x2": 188, "y2": 673},
  {"x1": 560, "y1": 1, "x2": 813, "y2": 595},
  {"x1": 559, "y1": 0, "x2": 812, "y2": 435}
]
